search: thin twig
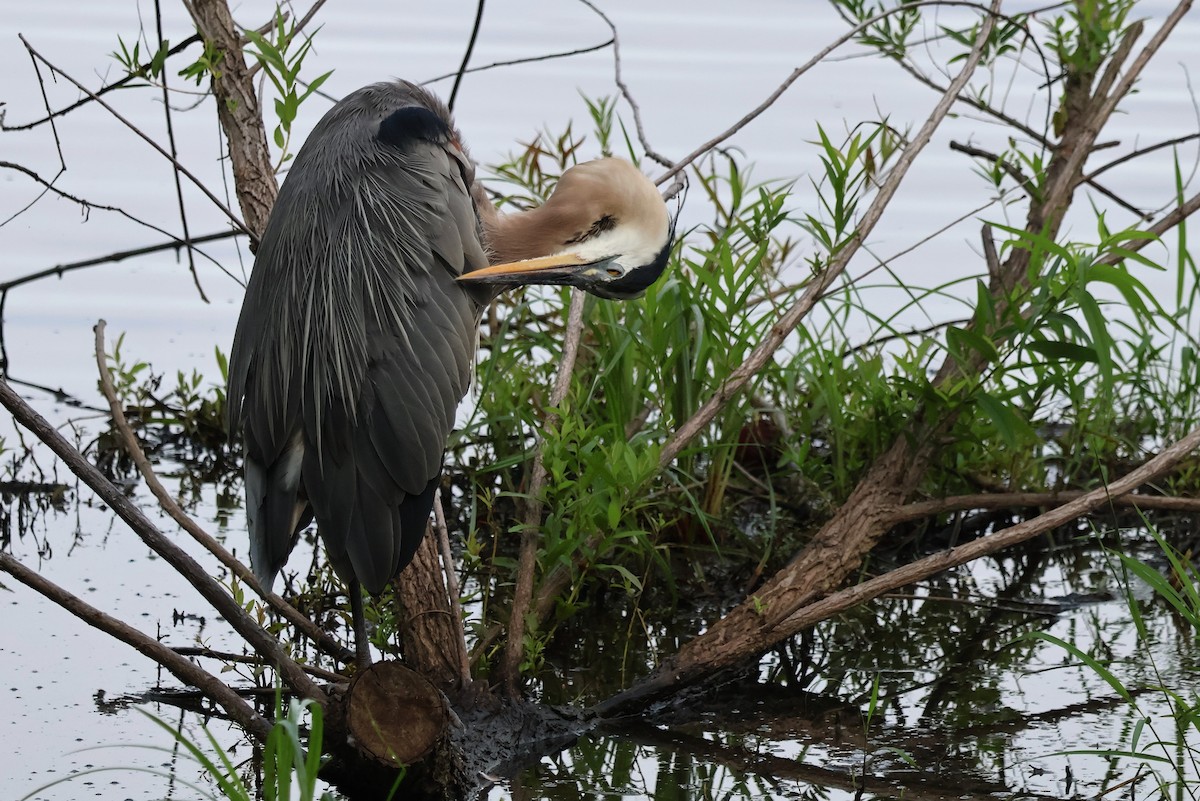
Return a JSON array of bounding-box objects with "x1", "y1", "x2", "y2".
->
[
  {"x1": 93, "y1": 320, "x2": 355, "y2": 667},
  {"x1": 448, "y1": 0, "x2": 486, "y2": 113},
  {"x1": 498, "y1": 288, "x2": 587, "y2": 695},
  {"x1": 892, "y1": 44, "x2": 1053, "y2": 151},
  {"x1": 949, "y1": 141, "x2": 1038, "y2": 194},
  {"x1": 578, "y1": 0, "x2": 674, "y2": 168},
  {"x1": 652, "y1": 1, "x2": 1017, "y2": 188},
  {"x1": 0, "y1": 378, "x2": 329, "y2": 705},
  {"x1": 420, "y1": 39, "x2": 614, "y2": 87},
  {"x1": 0, "y1": 36, "x2": 202, "y2": 131},
  {"x1": 1, "y1": 44, "x2": 67, "y2": 229},
  {"x1": 289, "y1": 0, "x2": 329, "y2": 41},
  {"x1": 0, "y1": 161, "x2": 241, "y2": 285},
  {"x1": 951, "y1": 139, "x2": 1148, "y2": 218},
  {"x1": 432, "y1": 488, "x2": 471, "y2": 688},
  {"x1": 154, "y1": 0, "x2": 206, "y2": 303},
  {"x1": 840, "y1": 318, "x2": 972, "y2": 360},
  {"x1": 815, "y1": 188, "x2": 1019, "y2": 310},
  {"x1": 893, "y1": 35, "x2": 1156, "y2": 215},
  {"x1": 17, "y1": 34, "x2": 252, "y2": 238},
  {"x1": 1085, "y1": 132, "x2": 1200, "y2": 181}
]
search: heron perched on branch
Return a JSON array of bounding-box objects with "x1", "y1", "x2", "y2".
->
[{"x1": 227, "y1": 80, "x2": 673, "y2": 668}]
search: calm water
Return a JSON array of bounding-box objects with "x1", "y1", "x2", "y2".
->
[{"x1": 3, "y1": 1, "x2": 1200, "y2": 798}]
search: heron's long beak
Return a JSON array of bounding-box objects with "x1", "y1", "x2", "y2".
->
[{"x1": 456, "y1": 254, "x2": 596, "y2": 287}]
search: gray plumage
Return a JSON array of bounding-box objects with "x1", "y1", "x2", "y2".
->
[
  {"x1": 228, "y1": 81, "x2": 491, "y2": 594},
  {"x1": 227, "y1": 80, "x2": 674, "y2": 664}
]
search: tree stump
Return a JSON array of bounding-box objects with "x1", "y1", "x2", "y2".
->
[{"x1": 346, "y1": 660, "x2": 448, "y2": 766}]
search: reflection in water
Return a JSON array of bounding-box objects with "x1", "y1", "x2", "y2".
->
[{"x1": 518, "y1": 525, "x2": 1200, "y2": 800}]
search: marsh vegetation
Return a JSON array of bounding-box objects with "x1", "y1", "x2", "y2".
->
[{"x1": 3, "y1": 1, "x2": 1200, "y2": 798}]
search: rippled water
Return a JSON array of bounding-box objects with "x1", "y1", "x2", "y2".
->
[{"x1": 4, "y1": 1, "x2": 1200, "y2": 799}]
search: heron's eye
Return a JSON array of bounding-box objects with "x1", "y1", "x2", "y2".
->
[{"x1": 606, "y1": 267, "x2": 624, "y2": 278}]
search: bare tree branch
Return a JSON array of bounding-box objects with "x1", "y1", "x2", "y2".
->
[
  {"x1": 893, "y1": 488, "x2": 1200, "y2": 522},
  {"x1": 0, "y1": 551, "x2": 273, "y2": 741},
  {"x1": 658, "y1": 2, "x2": 1004, "y2": 467},
  {"x1": 17, "y1": 35, "x2": 253, "y2": 238},
  {"x1": 0, "y1": 378, "x2": 329, "y2": 706}
]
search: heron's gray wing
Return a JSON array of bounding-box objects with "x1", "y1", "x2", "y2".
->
[
  {"x1": 226, "y1": 163, "x2": 314, "y2": 588},
  {"x1": 297, "y1": 101, "x2": 489, "y2": 594},
  {"x1": 227, "y1": 81, "x2": 489, "y2": 592}
]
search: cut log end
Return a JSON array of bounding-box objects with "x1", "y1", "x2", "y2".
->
[{"x1": 346, "y1": 660, "x2": 448, "y2": 767}]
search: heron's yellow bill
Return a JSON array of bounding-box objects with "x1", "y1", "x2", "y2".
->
[{"x1": 456, "y1": 254, "x2": 589, "y2": 284}]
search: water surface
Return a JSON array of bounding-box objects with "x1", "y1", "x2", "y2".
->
[{"x1": 3, "y1": 2, "x2": 1200, "y2": 798}]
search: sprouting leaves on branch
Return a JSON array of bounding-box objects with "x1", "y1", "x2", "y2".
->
[{"x1": 243, "y1": 6, "x2": 333, "y2": 168}]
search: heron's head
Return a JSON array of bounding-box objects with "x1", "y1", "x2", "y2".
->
[{"x1": 458, "y1": 158, "x2": 674, "y2": 300}]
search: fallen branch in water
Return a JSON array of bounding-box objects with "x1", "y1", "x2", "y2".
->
[
  {"x1": 0, "y1": 550, "x2": 273, "y2": 741},
  {"x1": 597, "y1": 424, "x2": 1200, "y2": 717},
  {"x1": 0, "y1": 378, "x2": 329, "y2": 707}
]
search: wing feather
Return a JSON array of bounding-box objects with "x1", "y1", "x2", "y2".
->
[{"x1": 227, "y1": 81, "x2": 490, "y2": 592}]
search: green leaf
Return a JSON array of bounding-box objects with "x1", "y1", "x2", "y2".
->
[
  {"x1": 1027, "y1": 631, "x2": 1134, "y2": 703},
  {"x1": 976, "y1": 390, "x2": 1030, "y2": 448},
  {"x1": 946, "y1": 325, "x2": 999, "y2": 361},
  {"x1": 1026, "y1": 340, "x2": 1098, "y2": 362}
]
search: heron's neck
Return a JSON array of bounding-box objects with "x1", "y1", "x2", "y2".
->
[{"x1": 473, "y1": 185, "x2": 570, "y2": 263}]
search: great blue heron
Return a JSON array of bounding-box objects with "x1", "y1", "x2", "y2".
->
[{"x1": 227, "y1": 81, "x2": 672, "y2": 668}]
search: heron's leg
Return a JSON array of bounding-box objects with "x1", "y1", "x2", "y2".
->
[{"x1": 349, "y1": 579, "x2": 372, "y2": 671}]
